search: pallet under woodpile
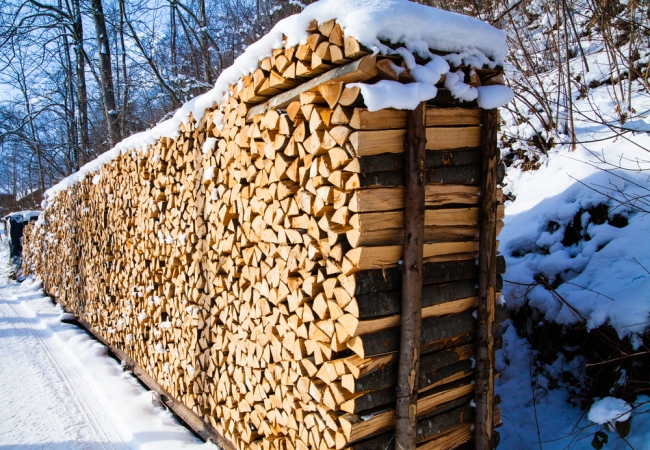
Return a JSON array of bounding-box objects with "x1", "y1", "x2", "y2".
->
[{"x1": 23, "y1": 17, "x2": 507, "y2": 450}]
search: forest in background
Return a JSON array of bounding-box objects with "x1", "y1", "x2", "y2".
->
[{"x1": 1, "y1": 0, "x2": 647, "y2": 207}]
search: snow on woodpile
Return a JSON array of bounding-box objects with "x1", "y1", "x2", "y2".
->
[{"x1": 42, "y1": 0, "x2": 509, "y2": 205}]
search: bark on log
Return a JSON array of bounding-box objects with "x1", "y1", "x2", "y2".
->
[
  {"x1": 475, "y1": 108, "x2": 499, "y2": 449},
  {"x1": 395, "y1": 101, "x2": 426, "y2": 450},
  {"x1": 348, "y1": 166, "x2": 481, "y2": 189}
]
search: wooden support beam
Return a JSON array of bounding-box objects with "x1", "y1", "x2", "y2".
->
[
  {"x1": 247, "y1": 55, "x2": 377, "y2": 119},
  {"x1": 395, "y1": 102, "x2": 426, "y2": 450},
  {"x1": 474, "y1": 108, "x2": 499, "y2": 449}
]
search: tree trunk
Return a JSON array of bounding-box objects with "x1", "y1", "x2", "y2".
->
[
  {"x1": 89, "y1": 0, "x2": 121, "y2": 148},
  {"x1": 119, "y1": 0, "x2": 129, "y2": 138},
  {"x1": 72, "y1": 0, "x2": 89, "y2": 166},
  {"x1": 198, "y1": 0, "x2": 212, "y2": 86},
  {"x1": 474, "y1": 108, "x2": 498, "y2": 450},
  {"x1": 395, "y1": 102, "x2": 426, "y2": 450},
  {"x1": 60, "y1": 0, "x2": 78, "y2": 172}
]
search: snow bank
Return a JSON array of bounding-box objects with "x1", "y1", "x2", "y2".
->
[
  {"x1": 588, "y1": 397, "x2": 632, "y2": 424},
  {"x1": 348, "y1": 81, "x2": 437, "y2": 111},
  {"x1": 499, "y1": 57, "x2": 650, "y2": 340},
  {"x1": 43, "y1": 0, "x2": 508, "y2": 204}
]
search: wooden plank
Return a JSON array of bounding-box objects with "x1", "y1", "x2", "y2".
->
[
  {"x1": 348, "y1": 186, "x2": 480, "y2": 213},
  {"x1": 349, "y1": 208, "x2": 480, "y2": 233},
  {"x1": 346, "y1": 310, "x2": 476, "y2": 359},
  {"x1": 349, "y1": 344, "x2": 475, "y2": 394},
  {"x1": 340, "y1": 378, "x2": 475, "y2": 444},
  {"x1": 350, "y1": 107, "x2": 480, "y2": 130},
  {"x1": 349, "y1": 278, "x2": 503, "y2": 322},
  {"x1": 344, "y1": 296, "x2": 478, "y2": 337},
  {"x1": 345, "y1": 166, "x2": 481, "y2": 189},
  {"x1": 347, "y1": 223, "x2": 504, "y2": 248},
  {"x1": 347, "y1": 149, "x2": 481, "y2": 174},
  {"x1": 348, "y1": 127, "x2": 481, "y2": 156},
  {"x1": 475, "y1": 108, "x2": 499, "y2": 449},
  {"x1": 247, "y1": 55, "x2": 377, "y2": 119},
  {"x1": 352, "y1": 278, "x2": 477, "y2": 320},
  {"x1": 348, "y1": 401, "x2": 475, "y2": 450},
  {"x1": 343, "y1": 258, "x2": 484, "y2": 297},
  {"x1": 342, "y1": 362, "x2": 473, "y2": 414},
  {"x1": 342, "y1": 241, "x2": 479, "y2": 274},
  {"x1": 70, "y1": 319, "x2": 236, "y2": 450},
  {"x1": 342, "y1": 331, "x2": 477, "y2": 380}
]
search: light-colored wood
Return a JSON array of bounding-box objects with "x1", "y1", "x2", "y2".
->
[
  {"x1": 346, "y1": 220, "x2": 504, "y2": 248},
  {"x1": 350, "y1": 107, "x2": 481, "y2": 130},
  {"x1": 342, "y1": 241, "x2": 479, "y2": 274},
  {"x1": 348, "y1": 127, "x2": 481, "y2": 156},
  {"x1": 349, "y1": 208, "x2": 481, "y2": 233},
  {"x1": 348, "y1": 186, "x2": 487, "y2": 212}
]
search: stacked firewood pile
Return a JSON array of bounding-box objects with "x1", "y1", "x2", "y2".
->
[{"x1": 24, "y1": 18, "x2": 507, "y2": 450}]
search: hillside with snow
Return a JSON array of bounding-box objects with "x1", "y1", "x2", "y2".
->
[{"x1": 494, "y1": 0, "x2": 650, "y2": 447}]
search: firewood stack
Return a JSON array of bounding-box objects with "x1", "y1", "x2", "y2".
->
[{"x1": 23, "y1": 17, "x2": 508, "y2": 450}]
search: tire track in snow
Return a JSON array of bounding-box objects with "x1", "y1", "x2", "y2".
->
[{"x1": 0, "y1": 286, "x2": 130, "y2": 449}]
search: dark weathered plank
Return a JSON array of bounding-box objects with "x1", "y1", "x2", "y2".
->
[
  {"x1": 355, "y1": 279, "x2": 477, "y2": 319},
  {"x1": 353, "y1": 165, "x2": 481, "y2": 188},
  {"x1": 350, "y1": 259, "x2": 479, "y2": 296},
  {"x1": 475, "y1": 108, "x2": 499, "y2": 449},
  {"x1": 346, "y1": 360, "x2": 474, "y2": 414},
  {"x1": 356, "y1": 149, "x2": 480, "y2": 173},
  {"x1": 354, "y1": 310, "x2": 476, "y2": 358},
  {"x1": 351, "y1": 344, "x2": 473, "y2": 393}
]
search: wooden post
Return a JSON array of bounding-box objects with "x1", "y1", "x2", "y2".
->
[
  {"x1": 395, "y1": 102, "x2": 426, "y2": 450},
  {"x1": 475, "y1": 108, "x2": 499, "y2": 450}
]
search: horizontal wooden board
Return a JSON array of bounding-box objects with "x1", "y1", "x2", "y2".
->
[
  {"x1": 343, "y1": 258, "x2": 487, "y2": 297},
  {"x1": 346, "y1": 165, "x2": 481, "y2": 189},
  {"x1": 350, "y1": 107, "x2": 481, "y2": 130},
  {"x1": 347, "y1": 222, "x2": 504, "y2": 248},
  {"x1": 348, "y1": 127, "x2": 481, "y2": 156},
  {"x1": 341, "y1": 296, "x2": 478, "y2": 336},
  {"x1": 347, "y1": 149, "x2": 481, "y2": 173},
  {"x1": 349, "y1": 343, "x2": 475, "y2": 394},
  {"x1": 342, "y1": 241, "x2": 479, "y2": 274},
  {"x1": 341, "y1": 361, "x2": 474, "y2": 413},
  {"x1": 349, "y1": 207, "x2": 483, "y2": 233},
  {"x1": 347, "y1": 396, "x2": 474, "y2": 449},
  {"x1": 339, "y1": 377, "x2": 475, "y2": 444},
  {"x1": 346, "y1": 310, "x2": 476, "y2": 359},
  {"x1": 348, "y1": 186, "x2": 481, "y2": 213},
  {"x1": 352, "y1": 278, "x2": 478, "y2": 319}
]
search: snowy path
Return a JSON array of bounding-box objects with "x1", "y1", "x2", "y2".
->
[
  {"x1": 0, "y1": 238, "x2": 214, "y2": 450},
  {"x1": 0, "y1": 289, "x2": 128, "y2": 449}
]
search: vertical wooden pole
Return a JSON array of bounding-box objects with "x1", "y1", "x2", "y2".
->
[
  {"x1": 475, "y1": 108, "x2": 499, "y2": 450},
  {"x1": 395, "y1": 102, "x2": 426, "y2": 450}
]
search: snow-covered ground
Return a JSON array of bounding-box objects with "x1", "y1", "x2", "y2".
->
[
  {"x1": 0, "y1": 238, "x2": 215, "y2": 449},
  {"x1": 494, "y1": 10, "x2": 650, "y2": 447}
]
